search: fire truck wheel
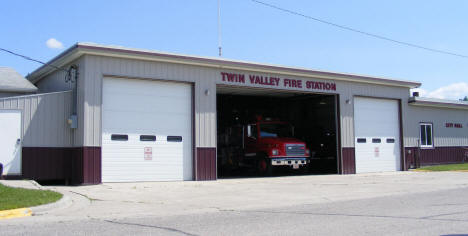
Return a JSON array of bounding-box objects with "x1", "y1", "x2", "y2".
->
[{"x1": 258, "y1": 157, "x2": 273, "y2": 176}]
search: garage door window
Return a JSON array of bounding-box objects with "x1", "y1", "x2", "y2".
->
[
  {"x1": 140, "y1": 135, "x2": 156, "y2": 141},
  {"x1": 357, "y1": 138, "x2": 366, "y2": 143},
  {"x1": 167, "y1": 136, "x2": 182, "y2": 142},
  {"x1": 419, "y1": 123, "x2": 433, "y2": 148},
  {"x1": 111, "y1": 134, "x2": 128, "y2": 141}
]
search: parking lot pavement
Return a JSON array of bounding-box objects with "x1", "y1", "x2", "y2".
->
[{"x1": 1, "y1": 171, "x2": 467, "y2": 224}]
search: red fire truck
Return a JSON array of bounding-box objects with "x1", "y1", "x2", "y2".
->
[{"x1": 218, "y1": 117, "x2": 310, "y2": 175}]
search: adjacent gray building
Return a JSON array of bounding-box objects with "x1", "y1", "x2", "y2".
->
[{"x1": 0, "y1": 67, "x2": 37, "y2": 98}]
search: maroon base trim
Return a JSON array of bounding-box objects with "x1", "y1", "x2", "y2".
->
[
  {"x1": 82, "y1": 147, "x2": 102, "y2": 184},
  {"x1": 405, "y1": 146, "x2": 468, "y2": 169},
  {"x1": 1, "y1": 175, "x2": 23, "y2": 180},
  {"x1": 22, "y1": 147, "x2": 101, "y2": 185},
  {"x1": 196, "y1": 147, "x2": 216, "y2": 181},
  {"x1": 342, "y1": 147, "x2": 356, "y2": 174}
]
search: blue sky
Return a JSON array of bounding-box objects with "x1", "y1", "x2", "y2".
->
[{"x1": 1, "y1": 0, "x2": 467, "y2": 99}]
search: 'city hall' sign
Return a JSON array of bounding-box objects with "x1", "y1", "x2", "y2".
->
[{"x1": 220, "y1": 72, "x2": 336, "y2": 91}]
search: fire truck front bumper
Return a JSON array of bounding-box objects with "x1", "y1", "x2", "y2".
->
[{"x1": 271, "y1": 158, "x2": 309, "y2": 167}]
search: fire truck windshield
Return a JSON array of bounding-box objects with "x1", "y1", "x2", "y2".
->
[{"x1": 259, "y1": 123, "x2": 294, "y2": 138}]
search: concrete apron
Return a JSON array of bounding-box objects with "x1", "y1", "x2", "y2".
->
[
  {"x1": 29, "y1": 172, "x2": 468, "y2": 220},
  {"x1": 3, "y1": 172, "x2": 468, "y2": 222}
]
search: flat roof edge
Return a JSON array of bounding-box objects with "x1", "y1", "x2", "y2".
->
[
  {"x1": 0, "y1": 87, "x2": 38, "y2": 93},
  {"x1": 26, "y1": 44, "x2": 80, "y2": 83},
  {"x1": 409, "y1": 97, "x2": 468, "y2": 110},
  {"x1": 27, "y1": 43, "x2": 422, "y2": 88},
  {"x1": 0, "y1": 90, "x2": 72, "y2": 100}
]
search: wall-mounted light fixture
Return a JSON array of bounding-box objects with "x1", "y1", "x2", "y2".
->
[
  {"x1": 346, "y1": 99, "x2": 351, "y2": 104},
  {"x1": 205, "y1": 89, "x2": 210, "y2": 96}
]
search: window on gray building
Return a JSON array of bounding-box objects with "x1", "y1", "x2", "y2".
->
[{"x1": 419, "y1": 123, "x2": 433, "y2": 148}]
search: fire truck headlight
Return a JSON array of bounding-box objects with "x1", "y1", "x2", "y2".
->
[{"x1": 272, "y1": 149, "x2": 279, "y2": 156}]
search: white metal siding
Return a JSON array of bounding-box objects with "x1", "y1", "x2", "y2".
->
[
  {"x1": 354, "y1": 97, "x2": 401, "y2": 173},
  {"x1": 404, "y1": 105, "x2": 468, "y2": 147},
  {"x1": 0, "y1": 91, "x2": 73, "y2": 147},
  {"x1": 80, "y1": 55, "x2": 411, "y2": 150},
  {"x1": 101, "y1": 77, "x2": 192, "y2": 182},
  {"x1": 35, "y1": 57, "x2": 85, "y2": 146},
  {"x1": 83, "y1": 55, "x2": 216, "y2": 148}
]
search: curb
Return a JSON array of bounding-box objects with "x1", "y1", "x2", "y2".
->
[
  {"x1": 0, "y1": 180, "x2": 74, "y2": 218},
  {"x1": 409, "y1": 169, "x2": 432, "y2": 172},
  {"x1": 0, "y1": 208, "x2": 32, "y2": 220},
  {"x1": 30, "y1": 193, "x2": 72, "y2": 216},
  {"x1": 0, "y1": 180, "x2": 43, "y2": 190}
]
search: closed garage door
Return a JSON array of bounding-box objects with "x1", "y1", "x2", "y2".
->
[
  {"x1": 354, "y1": 97, "x2": 401, "y2": 173},
  {"x1": 102, "y1": 77, "x2": 192, "y2": 182}
]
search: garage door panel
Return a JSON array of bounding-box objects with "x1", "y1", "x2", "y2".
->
[
  {"x1": 105, "y1": 79, "x2": 188, "y2": 94},
  {"x1": 104, "y1": 94, "x2": 190, "y2": 113},
  {"x1": 354, "y1": 97, "x2": 400, "y2": 173},
  {"x1": 103, "y1": 113, "x2": 190, "y2": 133},
  {"x1": 102, "y1": 77, "x2": 192, "y2": 182}
]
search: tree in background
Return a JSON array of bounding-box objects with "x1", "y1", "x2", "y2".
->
[{"x1": 462, "y1": 96, "x2": 468, "y2": 101}]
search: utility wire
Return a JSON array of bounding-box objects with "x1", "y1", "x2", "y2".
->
[
  {"x1": 251, "y1": 0, "x2": 468, "y2": 59},
  {"x1": 0, "y1": 47, "x2": 69, "y2": 73}
]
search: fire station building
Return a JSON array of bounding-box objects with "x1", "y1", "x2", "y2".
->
[{"x1": 1, "y1": 43, "x2": 467, "y2": 184}]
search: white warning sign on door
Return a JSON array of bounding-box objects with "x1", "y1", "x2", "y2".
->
[{"x1": 144, "y1": 147, "x2": 152, "y2": 160}]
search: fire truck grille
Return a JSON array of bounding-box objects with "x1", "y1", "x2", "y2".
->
[{"x1": 285, "y1": 144, "x2": 305, "y2": 156}]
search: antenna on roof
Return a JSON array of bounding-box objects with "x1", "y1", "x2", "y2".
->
[{"x1": 218, "y1": 0, "x2": 222, "y2": 57}]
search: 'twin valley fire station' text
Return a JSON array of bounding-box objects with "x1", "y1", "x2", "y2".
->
[{"x1": 220, "y1": 72, "x2": 337, "y2": 91}]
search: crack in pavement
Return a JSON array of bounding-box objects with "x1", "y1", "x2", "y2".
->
[
  {"x1": 69, "y1": 191, "x2": 149, "y2": 204},
  {"x1": 69, "y1": 191, "x2": 99, "y2": 202},
  {"x1": 103, "y1": 219, "x2": 199, "y2": 236},
  {"x1": 422, "y1": 210, "x2": 468, "y2": 219},
  {"x1": 224, "y1": 209, "x2": 468, "y2": 223},
  {"x1": 430, "y1": 203, "x2": 468, "y2": 207}
]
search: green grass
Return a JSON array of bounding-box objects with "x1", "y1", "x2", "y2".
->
[
  {"x1": 417, "y1": 163, "x2": 468, "y2": 171},
  {"x1": 0, "y1": 183, "x2": 62, "y2": 211}
]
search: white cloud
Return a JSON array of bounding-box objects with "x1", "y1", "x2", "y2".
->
[
  {"x1": 411, "y1": 82, "x2": 468, "y2": 100},
  {"x1": 46, "y1": 38, "x2": 64, "y2": 49}
]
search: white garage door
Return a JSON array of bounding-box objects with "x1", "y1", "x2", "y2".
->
[
  {"x1": 102, "y1": 77, "x2": 192, "y2": 182},
  {"x1": 0, "y1": 110, "x2": 22, "y2": 175},
  {"x1": 354, "y1": 97, "x2": 401, "y2": 173}
]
